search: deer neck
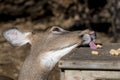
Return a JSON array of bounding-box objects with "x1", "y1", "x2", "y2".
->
[{"x1": 18, "y1": 44, "x2": 78, "y2": 80}]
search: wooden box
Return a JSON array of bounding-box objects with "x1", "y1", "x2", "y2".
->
[{"x1": 58, "y1": 43, "x2": 120, "y2": 80}]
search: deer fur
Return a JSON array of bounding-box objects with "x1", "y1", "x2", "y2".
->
[{"x1": 3, "y1": 26, "x2": 95, "y2": 80}]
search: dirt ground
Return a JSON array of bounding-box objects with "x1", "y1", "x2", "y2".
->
[{"x1": 0, "y1": 19, "x2": 111, "y2": 80}]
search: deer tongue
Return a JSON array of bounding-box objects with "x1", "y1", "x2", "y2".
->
[{"x1": 89, "y1": 41, "x2": 97, "y2": 49}]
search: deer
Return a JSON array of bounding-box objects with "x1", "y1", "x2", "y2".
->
[{"x1": 2, "y1": 26, "x2": 96, "y2": 80}]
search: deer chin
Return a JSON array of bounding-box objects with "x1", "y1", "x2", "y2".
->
[{"x1": 40, "y1": 44, "x2": 78, "y2": 69}]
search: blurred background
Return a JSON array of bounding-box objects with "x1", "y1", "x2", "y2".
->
[{"x1": 0, "y1": 0, "x2": 119, "y2": 80}]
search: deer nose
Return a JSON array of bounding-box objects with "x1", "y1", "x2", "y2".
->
[{"x1": 79, "y1": 34, "x2": 84, "y2": 38}]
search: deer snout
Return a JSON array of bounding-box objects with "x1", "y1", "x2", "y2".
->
[
  {"x1": 82, "y1": 31, "x2": 96, "y2": 44},
  {"x1": 81, "y1": 31, "x2": 97, "y2": 49},
  {"x1": 82, "y1": 34, "x2": 91, "y2": 45}
]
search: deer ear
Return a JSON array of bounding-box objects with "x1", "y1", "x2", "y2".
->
[
  {"x1": 50, "y1": 26, "x2": 68, "y2": 34},
  {"x1": 2, "y1": 28, "x2": 31, "y2": 47}
]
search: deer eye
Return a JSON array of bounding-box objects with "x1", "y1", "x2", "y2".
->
[
  {"x1": 50, "y1": 26, "x2": 69, "y2": 34},
  {"x1": 51, "y1": 27, "x2": 63, "y2": 34},
  {"x1": 52, "y1": 27, "x2": 61, "y2": 32}
]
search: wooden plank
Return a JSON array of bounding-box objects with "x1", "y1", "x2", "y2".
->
[
  {"x1": 62, "y1": 43, "x2": 120, "y2": 61},
  {"x1": 65, "y1": 70, "x2": 120, "y2": 80},
  {"x1": 59, "y1": 60, "x2": 120, "y2": 70},
  {"x1": 59, "y1": 43, "x2": 120, "y2": 70},
  {"x1": 60, "y1": 69, "x2": 65, "y2": 80}
]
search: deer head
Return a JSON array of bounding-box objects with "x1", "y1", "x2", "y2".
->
[{"x1": 3, "y1": 26, "x2": 96, "y2": 80}]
